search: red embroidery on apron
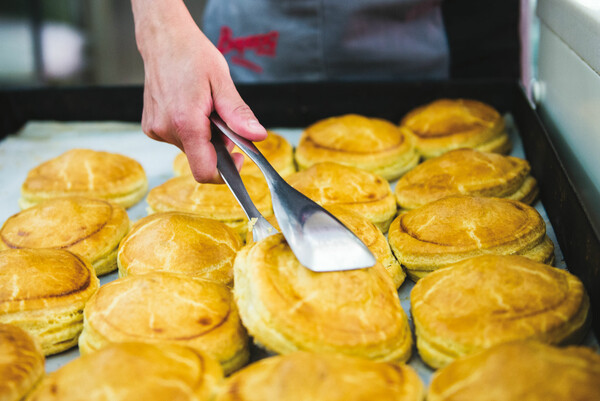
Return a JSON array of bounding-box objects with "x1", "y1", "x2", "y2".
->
[{"x1": 217, "y1": 26, "x2": 279, "y2": 73}]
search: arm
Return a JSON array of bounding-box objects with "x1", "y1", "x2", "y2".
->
[{"x1": 131, "y1": 0, "x2": 267, "y2": 183}]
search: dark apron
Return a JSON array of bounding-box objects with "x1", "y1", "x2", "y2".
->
[{"x1": 202, "y1": 0, "x2": 449, "y2": 82}]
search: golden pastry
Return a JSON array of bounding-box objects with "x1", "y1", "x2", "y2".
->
[
  {"x1": 215, "y1": 351, "x2": 424, "y2": 401},
  {"x1": 27, "y1": 342, "x2": 223, "y2": 401},
  {"x1": 233, "y1": 234, "x2": 412, "y2": 363},
  {"x1": 0, "y1": 323, "x2": 44, "y2": 401},
  {"x1": 428, "y1": 341, "x2": 600, "y2": 401},
  {"x1": 146, "y1": 175, "x2": 272, "y2": 238},
  {"x1": 79, "y1": 272, "x2": 249, "y2": 375},
  {"x1": 411, "y1": 255, "x2": 590, "y2": 369},
  {"x1": 0, "y1": 248, "x2": 99, "y2": 355},
  {"x1": 388, "y1": 195, "x2": 554, "y2": 280},
  {"x1": 20, "y1": 148, "x2": 148, "y2": 209},
  {"x1": 0, "y1": 196, "x2": 130, "y2": 276},
  {"x1": 174, "y1": 130, "x2": 295, "y2": 177},
  {"x1": 286, "y1": 162, "x2": 397, "y2": 232},
  {"x1": 395, "y1": 148, "x2": 538, "y2": 210},
  {"x1": 400, "y1": 99, "x2": 511, "y2": 159},
  {"x1": 117, "y1": 212, "x2": 242, "y2": 285},
  {"x1": 295, "y1": 114, "x2": 419, "y2": 180}
]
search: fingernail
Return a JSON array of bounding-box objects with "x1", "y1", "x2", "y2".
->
[{"x1": 247, "y1": 119, "x2": 264, "y2": 133}]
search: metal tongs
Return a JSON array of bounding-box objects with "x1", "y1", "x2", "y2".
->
[{"x1": 210, "y1": 113, "x2": 376, "y2": 272}]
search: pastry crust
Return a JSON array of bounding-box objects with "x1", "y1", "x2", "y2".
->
[
  {"x1": 428, "y1": 341, "x2": 600, "y2": 401},
  {"x1": 411, "y1": 255, "x2": 590, "y2": 369},
  {"x1": 296, "y1": 114, "x2": 419, "y2": 180},
  {"x1": 400, "y1": 99, "x2": 511, "y2": 159},
  {"x1": 0, "y1": 323, "x2": 44, "y2": 401},
  {"x1": 146, "y1": 175, "x2": 272, "y2": 238},
  {"x1": 286, "y1": 162, "x2": 397, "y2": 232},
  {"x1": 0, "y1": 196, "x2": 130, "y2": 276},
  {"x1": 388, "y1": 195, "x2": 554, "y2": 280},
  {"x1": 215, "y1": 351, "x2": 424, "y2": 401},
  {"x1": 117, "y1": 212, "x2": 242, "y2": 285},
  {"x1": 233, "y1": 234, "x2": 412, "y2": 363},
  {"x1": 0, "y1": 248, "x2": 99, "y2": 355},
  {"x1": 79, "y1": 272, "x2": 249, "y2": 375},
  {"x1": 20, "y1": 148, "x2": 148, "y2": 209},
  {"x1": 27, "y1": 342, "x2": 223, "y2": 401},
  {"x1": 174, "y1": 131, "x2": 296, "y2": 178},
  {"x1": 395, "y1": 148, "x2": 538, "y2": 210}
]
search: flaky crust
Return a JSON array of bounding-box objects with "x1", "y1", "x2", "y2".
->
[
  {"x1": 0, "y1": 323, "x2": 44, "y2": 401},
  {"x1": 174, "y1": 131, "x2": 296, "y2": 178},
  {"x1": 411, "y1": 255, "x2": 590, "y2": 369},
  {"x1": 215, "y1": 352, "x2": 424, "y2": 401},
  {"x1": 286, "y1": 162, "x2": 397, "y2": 232},
  {"x1": 79, "y1": 272, "x2": 249, "y2": 375},
  {"x1": 395, "y1": 149, "x2": 538, "y2": 210},
  {"x1": 0, "y1": 249, "x2": 99, "y2": 355},
  {"x1": 27, "y1": 342, "x2": 223, "y2": 401},
  {"x1": 388, "y1": 196, "x2": 554, "y2": 280},
  {"x1": 20, "y1": 148, "x2": 148, "y2": 209},
  {"x1": 117, "y1": 212, "x2": 242, "y2": 285},
  {"x1": 400, "y1": 99, "x2": 511, "y2": 159},
  {"x1": 428, "y1": 341, "x2": 600, "y2": 401},
  {"x1": 0, "y1": 196, "x2": 130, "y2": 276},
  {"x1": 147, "y1": 175, "x2": 273, "y2": 238},
  {"x1": 233, "y1": 234, "x2": 412, "y2": 363},
  {"x1": 296, "y1": 114, "x2": 419, "y2": 181}
]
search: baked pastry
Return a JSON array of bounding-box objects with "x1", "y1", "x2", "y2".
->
[
  {"x1": 117, "y1": 212, "x2": 242, "y2": 285},
  {"x1": 215, "y1": 351, "x2": 424, "y2": 401},
  {"x1": 286, "y1": 162, "x2": 397, "y2": 232},
  {"x1": 0, "y1": 248, "x2": 99, "y2": 355},
  {"x1": 0, "y1": 196, "x2": 130, "y2": 276},
  {"x1": 295, "y1": 114, "x2": 419, "y2": 181},
  {"x1": 233, "y1": 234, "x2": 412, "y2": 363},
  {"x1": 388, "y1": 195, "x2": 554, "y2": 280},
  {"x1": 395, "y1": 148, "x2": 538, "y2": 210},
  {"x1": 411, "y1": 255, "x2": 590, "y2": 369},
  {"x1": 79, "y1": 272, "x2": 249, "y2": 375},
  {"x1": 27, "y1": 342, "x2": 223, "y2": 401},
  {"x1": 428, "y1": 341, "x2": 600, "y2": 401},
  {"x1": 0, "y1": 323, "x2": 44, "y2": 401},
  {"x1": 20, "y1": 148, "x2": 148, "y2": 209},
  {"x1": 400, "y1": 99, "x2": 511, "y2": 159},
  {"x1": 147, "y1": 175, "x2": 272, "y2": 238},
  {"x1": 174, "y1": 130, "x2": 296, "y2": 177},
  {"x1": 246, "y1": 205, "x2": 405, "y2": 288}
]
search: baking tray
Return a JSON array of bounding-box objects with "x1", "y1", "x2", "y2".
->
[{"x1": 1, "y1": 80, "x2": 598, "y2": 379}]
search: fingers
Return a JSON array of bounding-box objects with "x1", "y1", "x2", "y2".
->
[{"x1": 177, "y1": 116, "x2": 222, "y2": 184}]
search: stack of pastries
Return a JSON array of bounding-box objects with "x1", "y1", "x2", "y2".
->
[{"x1": 0, "y1": 101, "x2": 596, "y2": 400}]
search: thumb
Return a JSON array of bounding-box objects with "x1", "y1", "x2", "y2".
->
[{"x1": 212, "y1": 79, "x2": 267, "y2": 141}]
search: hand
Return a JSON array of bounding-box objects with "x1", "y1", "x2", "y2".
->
[{"x1": 132, "y1": 0, "x2": 267, "y2": 183}]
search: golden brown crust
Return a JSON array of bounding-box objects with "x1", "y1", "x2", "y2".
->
[
  {"x1": 79, "y1": 272, "x2": 249, "y2": 375},
  {"x1": 0, "y1": 323, "x2": 44, "y2": 401},
  {"x1": 0, "y1": 196, "x2": 130, "y2": 276},
  {"x1": 233, "y1": 234, "x2": 412, "y2": 363},
  {"x1": 117, "y1": 212, "x2": 242, "y2": 285},
  {"x1": 286, "y1": 162, "x2": 397, "y2": 232},
  {"x1": 146, "y1": 175, "x2": 273, "y2": 238},
  {"x1": 0, "y1": 248, "x2": 99, "y2": 355},
  {"x1": 27, "y1": 342, "x2": 223, "y2": 401},
  {"x1": 20, "y1": 148, "x2": 148, "y2": 209},
  {"x1": 428, "y1": 341, "x2": 600, "y2": 401},
  {"x1": 388, "y1": 196, "x2": 554, "y2": 280},
  {"x1": 395, "y1": 149, "x2": 538, "y2": 210},
  {"x1": 174, "y1": 131, "x2": 296, "y2": 177},
  {"x1": 411, "y1": 255, "x2": 590, "y2": 369},
  {"x1": 216, "y1": 352, "x2": 424, "y2": 401},
  {"x1": 296, "y1": 114, "x2": 419, "y2": 180},
  {"x1": 400, "y1": 99, "x2": 511, "y2": 159}
]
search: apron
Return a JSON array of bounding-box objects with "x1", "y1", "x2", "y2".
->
[{"x1": 202, "y1": 0, "x2": 449, "y2": 82}]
